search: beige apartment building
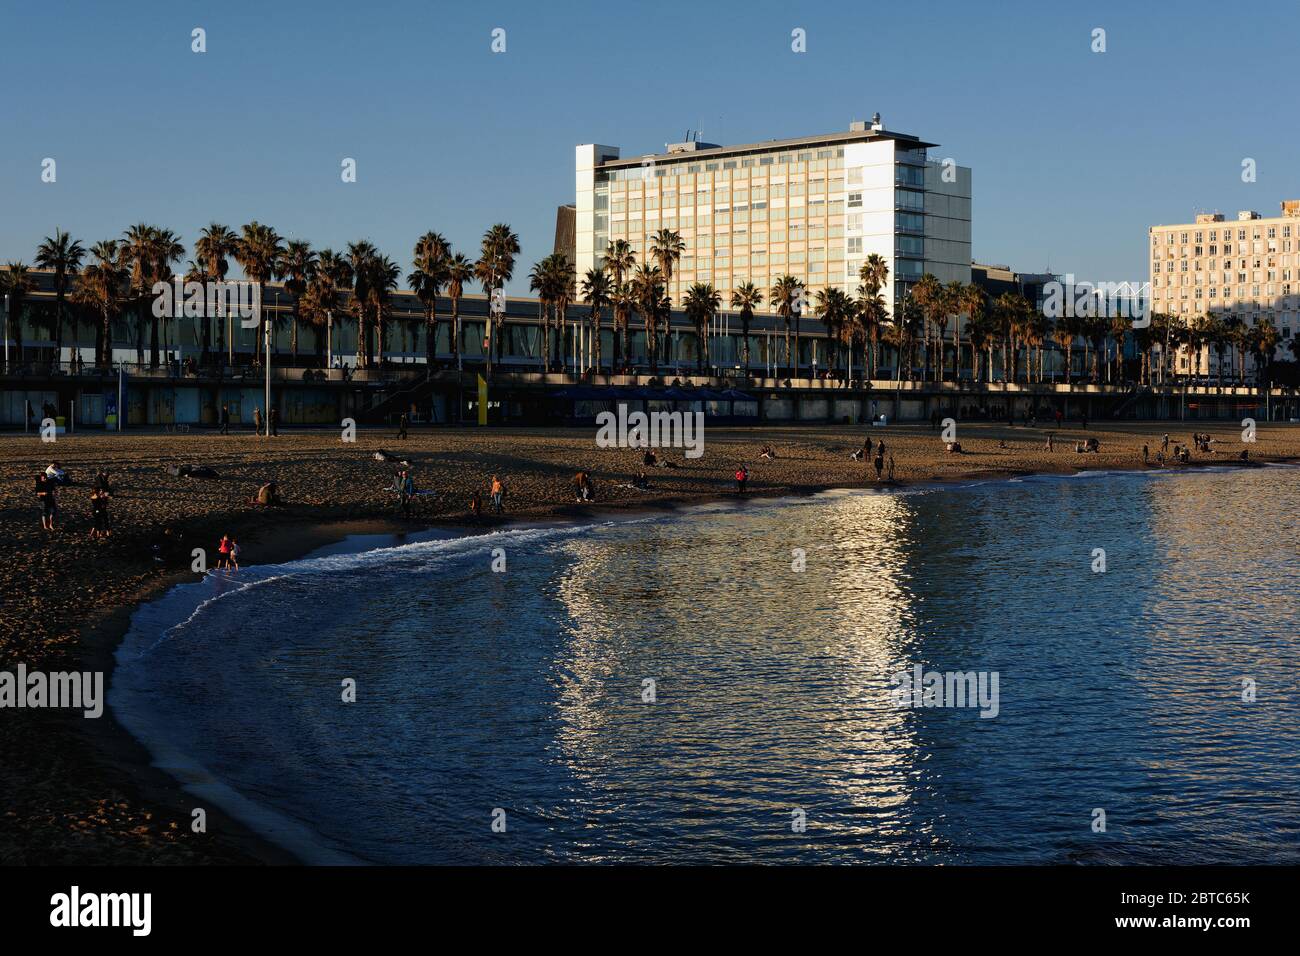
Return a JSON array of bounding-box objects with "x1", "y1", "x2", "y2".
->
[
  {"x1": 574, "y1": 118, "x2": 971, "y2": 318},
  {"x1": 1149, "y1": 201, "x2": 1300, "y2": 375}
]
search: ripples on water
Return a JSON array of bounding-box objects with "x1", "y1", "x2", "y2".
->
[{"x1": 112, "y1": 467, "x2": 1300, "y2": 864}]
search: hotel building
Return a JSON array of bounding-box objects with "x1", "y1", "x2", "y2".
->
[
  {"x1": 574, "y1": 117, "x2": 972, "y2": 316},
  {"x1": 1149, "y1": 201, "x2": 1300, "y2": 373}
]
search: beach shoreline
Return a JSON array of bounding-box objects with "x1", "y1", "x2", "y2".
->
[{"x1": 3, "y1": 421, "x2": 1296, "y2": 865}]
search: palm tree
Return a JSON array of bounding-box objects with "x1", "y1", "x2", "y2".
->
[
  {"x1": 730, "y1": 281, "x2": 762, "y2": 374},
  {"x1": 445, "y1": 252, "x2": 474, "y2": 370},
  {"x1": 946, "y1": 278, "x2": 967, "y2": 379},
  {"x1": 552, "y1": 255, "x2": 576, "y2": 372},
  {"x1": 346, "y1": 241, "x2": 379, "y2": 366},
  {"x1": 528, "y1": 258, "x2": 554, "y2": 370},
  {"x1": 815, "y1": 287, "x2": 853, "y2": 382},
  {"x1": 967, "y1": 313, "x2": 991, "y2": 384},
  {"x1": 1253, "y1": 318, "x2": 1280, "y2": 389},
  {"x1": 1, "y1": 263, "x2": 35, "y2": 365},
  {"x1": 1053, "y1": 315, "x2": 1078, "y2": 384},
  {"x1": 910, "y1": 273, "x2": 943, "y2": 381},
  {"x1": 649, "y1": 229, "x2": 685, "y2": 304},
  {"x1": 602, "y1": 239, "x2": 636, "y2": 288},
  {"x1": 195, "y1": 223, "x2": 238, "y2": 365},
  {"x1": 770, "y1": 274, "x2": 805, "y2": 377},
  {"x1": 1110, "y1": 314, "x2": 1133, "y2": 385},
  {"x1": 610, "y1": 282, "x2": 634, "y2": 373},
  {"x1": 959, "y1": 283, "x2": 985, "y2": 382},
  {"x1": 631, "y1": 263, "x2": 665, "y2": 374},
  {"x1": 120, "y1": 225, "x2": 184, "y2": 367},
  {"x1": 409, "y1": 232, "x2": 450, "y2": 368},
  {"x1": 857, "y1": 255, "x2": 890, "y2": 380},
  {"x1": 34, "y1": 229, "x2": 86, "y2": 366},
  {"x1": 233, "y1": 222, "x2": 282, "y2": 365},
  {"x1": 475, "y1": 224, "x2": 520, "y2": 376},
  {"x1": 72, "y1": 241, "x2": 126, "y2": 366},
  {"x1": 684, "y1": 282, "x2": 721, "y2": 372},
  {"x1": 580, "y1": 268, "x2": 611, "y2": 374},
  {"x1": 1222, "y1": 314, "x2": 1244, "y2": 385},
  {"x1": 278, "y1": 239, "x2": 317, "y2": 364},
  {"x1": 302, "y1": 249, "x2": 352, "y2": 366},
  {"x1": 855, "y1": 286, "x2": 884, "y2": 380}
]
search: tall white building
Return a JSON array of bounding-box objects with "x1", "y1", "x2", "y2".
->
[
  {"x1": 1149, "y1": 201, "x2": 1300, "y2": 372},
  {"x1": 574, "y1": 118, "x2": 972, "y2": 316}
]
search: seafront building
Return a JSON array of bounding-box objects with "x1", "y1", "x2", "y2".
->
[
  {"x1": 573, "y1": 117, "x2": 972, "y2": 316},
  {"x1": 1149, "y1": 201, "x2": 1300, "y2": 376}
]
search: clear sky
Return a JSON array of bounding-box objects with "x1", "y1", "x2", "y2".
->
[{"x1": 2, "y1": 0, "x2": 1297, "y2": 294}]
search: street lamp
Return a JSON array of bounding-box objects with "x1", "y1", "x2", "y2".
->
[
  {"x1": 3, "y1": 292, "x2": 8, "y2": 368},
  {"x1": 326, "y1": 309, "x2": 333, "y2": 371},
  {"x1": 264, "y1": 319, "x2": 272, "y2": 438}
]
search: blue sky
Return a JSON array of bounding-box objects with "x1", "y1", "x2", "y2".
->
[{"x1": 2, "y1": 0, "x2": 1297, "y2": 294}]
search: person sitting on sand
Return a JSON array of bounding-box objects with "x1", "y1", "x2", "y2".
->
[
  {"x1": 759, "y1": 444, "x2": 777, "y2": 460},
  {"x1": 1239, "y1": 449, "x2": 1250, "y2": 462},
  {"x1": 945, "y1": 441, "x2": 963, "y2": 454},
  {"x1": 631, "y1": 471, "x2": 650, "y2": 490},
  {"x1": 851, "y1": 447, "x2": 865, "y2": 461},
  {"x1": 1084, "y1": 437, "x2": 1100, "y2": 453},
  {"x1": 643, "y1": 449, "x2": 660, "y2": 468},
  {"x1": 490, "y1": 475, "x2": 505, "y2": 514},
  {"x1": 253, "y1": 481, "x2": 283, "y2": 506}
]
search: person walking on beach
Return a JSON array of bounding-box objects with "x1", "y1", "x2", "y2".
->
[
  {"x1": 268, "y1": 407, "x2": 279, "y2": 437},
  {"x1": 873, "y1": 451, "x2": 884, "y2": 480},
  {"x1": 89, "y1": 487, "x2": 110, "y2": 539},
  {"x1": 35, "y1": 471, "x2": 57, "y2": 531},
  {"x1": 490, "y1": 475, "x2": 505, "y2": 514},
  {"x1": 220, "y1": 403, "x2": 230, "y2": 435},
  {"x1": 253, "y1": 406, "x2": 263, "y2": 436},
  {"x1": 217, "y1": 534, "x2": 232, "y2": 570},
  {"x1": 398, "y1": 469, "x2": 414, "y2": 516},
  {"x1": 1142, "y1": 443, "x2": 1149, "y2": 465},
  {"x1": 397, "y1": 412, "x2": 408, "y2": 441},
  {"x1": 887, "y1": 455, "x2": 896, "y2": 481},
  {"x1": 734, "y1": 465, "x2": 749, "y2": 494},
  {"x1": 1161, "y1": 433, "x2": 1170, "y2": 455}
]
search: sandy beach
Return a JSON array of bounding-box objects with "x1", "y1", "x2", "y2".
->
[{"x1": 2, "y1": 419, "x2": 1297, "y2": 865}]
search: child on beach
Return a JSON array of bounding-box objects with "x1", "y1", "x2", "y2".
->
[{"x1": 734, "y1": 465, "x2": 748, "y2": 494}]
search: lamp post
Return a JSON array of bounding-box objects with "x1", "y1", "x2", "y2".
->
[
  {"x1": 326, "y1": 309, "x2": 333, "y2": 371},
  {"x1": 264, "y1": 319, "x2": 272, "y2": 438},
  {"x1": 3, "y1": 292, "x2": 8, "y2": 368}
]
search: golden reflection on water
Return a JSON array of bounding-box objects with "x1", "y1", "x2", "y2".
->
[{"x1": 549, "y1": 492, "x2": 931, "y2": 854}]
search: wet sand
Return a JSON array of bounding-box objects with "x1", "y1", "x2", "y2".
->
[{"x1": 1, "y1": 420, "x2": 1295, "y2": 864}]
